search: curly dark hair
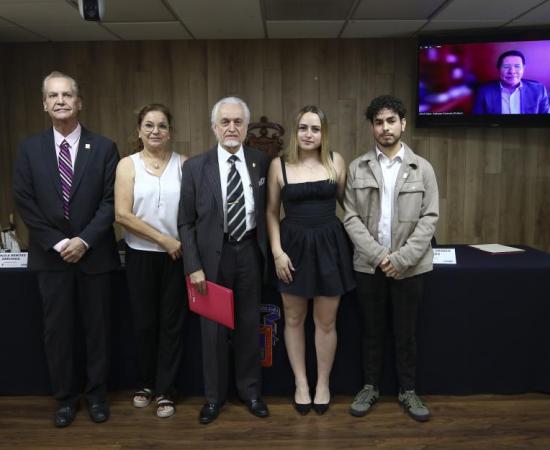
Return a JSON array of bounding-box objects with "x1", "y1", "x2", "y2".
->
[{"x1": 365, "y1": 95, "x2": 406, "y2": 123}]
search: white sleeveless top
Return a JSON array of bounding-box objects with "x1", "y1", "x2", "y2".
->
[{"x1": 124, "y1": 152, "x2": 182, "y2": 252}]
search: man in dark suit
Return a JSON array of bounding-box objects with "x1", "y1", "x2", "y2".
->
[
  {"x1": 179, "y1": 96, "x2": 270, "y2": 424},
  {"x1": 473, "y1": 50, "x2": 550, "y2": 114},
  {"x1": 13, "y1": 71, "x2": 119, "y2": 427}
]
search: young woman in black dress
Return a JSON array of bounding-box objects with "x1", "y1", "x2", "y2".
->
[{"x1": 266, "y1": 106, "x2": 355, "y2": 415}]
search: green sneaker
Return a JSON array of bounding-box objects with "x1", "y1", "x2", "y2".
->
[
  {"x1": 398, "y1": 390, "x2": 431, "y2": 422},
  {"x1": 349, "y1": 384, "x2": 379, "y2": 417}
]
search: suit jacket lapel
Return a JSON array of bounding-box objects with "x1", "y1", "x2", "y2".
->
[
  {"x1": 244, "y1": 147, "x2": 260, "y2": 210},
  {"x1": 492, "y1": 83, "x2": 502, "y2": 114},
  {"x1": 205, "y1": 148, "x2": 224, "y2": 218},
  {"x1": 71, "y1": 127, "x2": 92, "y2": 198},
  {"x1": 42, "y1": 129, "x2": 63, "y2": 200}
]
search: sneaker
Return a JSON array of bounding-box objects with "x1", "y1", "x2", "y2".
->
[
  {"x1": 398, "y1": 390, "x2": 431, "y2": 422},
  {"x1": 349, "y1": 384, "x2": 379, "y2": 417}
]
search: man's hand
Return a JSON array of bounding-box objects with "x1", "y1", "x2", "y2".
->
[
  {"x1": 190, "y1": 269, "x2": 207, "y2": 295},
  {"x1": 379, "y1": 256, "x2": 400, "y2": 278},
  {"x1": 60, "y1": 237, "x2": 88, "y2": 263}
]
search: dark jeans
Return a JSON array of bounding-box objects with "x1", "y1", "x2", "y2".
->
[{"x1": 355, "y1": 269, "x2": 424, "y2": 391}]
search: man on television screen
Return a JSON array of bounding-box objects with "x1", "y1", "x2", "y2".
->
[{"x1": 473, "y1": 50, "x2": 550, "y2": 114}]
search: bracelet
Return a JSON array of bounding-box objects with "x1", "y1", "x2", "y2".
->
[{"x1": 274, "y1": 252, "x2": 285, "y2": 261}]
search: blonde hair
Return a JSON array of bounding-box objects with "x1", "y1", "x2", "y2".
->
[{"x1": 283, "y1": 105, "x2": 336, "y2": 182}]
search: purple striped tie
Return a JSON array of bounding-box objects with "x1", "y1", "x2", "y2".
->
[{"x1": 58, "y1": 140, "x2": 73, "y2": 219}]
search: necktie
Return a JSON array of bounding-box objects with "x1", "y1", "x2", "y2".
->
[
  {"x1": 58, "y1": 140, "x2": 73, "y2": 220},
  {"x1": 226, "y1": 155, "x2": 246, "y2": 241}
]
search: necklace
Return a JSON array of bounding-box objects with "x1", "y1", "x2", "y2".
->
[
  {"x1": 299, "y1": 151, "x2": 320, "y2": 170},
  {"x1": 142, "y1": 150, "x2": 166, "y2": 170},
  {"x1": 300, "y1": 160, "x2": 318, "y2": 170}
]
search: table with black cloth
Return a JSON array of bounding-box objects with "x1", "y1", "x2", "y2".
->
[{"x1": 1, "y1": 245, "x2": 550, "y2": 397}]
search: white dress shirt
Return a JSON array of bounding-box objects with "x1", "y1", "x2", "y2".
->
[
  {"x1": 501, "y1": 81, "x2": 521, "y2": 114},
  {"x1": 376, "y1": 144, "x2": 404, "y2": 250},
  {"x1": 217, "y1": 144, "x2": 256, "y2": 232},
  {"x1": 53, "y1": 124, "x2": 81, "y2": 170}
]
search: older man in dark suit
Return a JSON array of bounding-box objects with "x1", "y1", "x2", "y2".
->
[
  {"x1": 179, "y1": 96, "x2": 270, "y2": 424},
  {"x1": 13, "y1": 71, "x2": 119, "y2": 427}
]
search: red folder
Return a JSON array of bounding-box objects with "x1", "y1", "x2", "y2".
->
[{"x1": 185, "y1": 276, "x2": 235, "y2": 329}]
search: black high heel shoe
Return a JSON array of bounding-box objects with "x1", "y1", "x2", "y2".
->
[
  {"x1": 294, "y1": 401, "x2": 312, "y2": 415},
  {"x1": 313, "y1": 401, "x2": 330, "y2": 415}
]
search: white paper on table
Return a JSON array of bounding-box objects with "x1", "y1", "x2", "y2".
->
[
  {"x1": 433, "y1": 248, "x2": 457, "y2": 264},
  {"x1": 469, "y1": 244, "x2": 525, "y2": 254}
]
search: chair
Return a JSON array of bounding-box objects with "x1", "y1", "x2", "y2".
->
[{"x1": 245, "y1": 116, "x2": 285, "y2": 159}]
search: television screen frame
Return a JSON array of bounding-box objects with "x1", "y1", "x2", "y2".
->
[{"x1": 416, "y1": 28, "x2": 550, "y2": 128}]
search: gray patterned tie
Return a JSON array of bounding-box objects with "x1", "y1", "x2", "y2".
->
[{"x1": 226, "y1": 155, "x2": 246, "y2": 241}]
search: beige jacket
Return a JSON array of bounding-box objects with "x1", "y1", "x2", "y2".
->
[{"x1": 343, "y1": 144, "x2": 439, "y2": 279}]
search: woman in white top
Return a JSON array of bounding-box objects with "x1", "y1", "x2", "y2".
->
[{"x1": 115, "y1": 104, "x2": 187, "y2": 418}]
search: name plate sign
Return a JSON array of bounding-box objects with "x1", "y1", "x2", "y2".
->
[
  {"x1": 433, "y1": 248, "x2": 456, "y2": 265},
  {"x1": 0, "y1": 252, "x2": 28, "y2": 268}
]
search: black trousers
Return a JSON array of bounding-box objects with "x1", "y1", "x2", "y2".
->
[
  {"x1": 201, "y1": 237, "x2": 262, "y2": 404},
  {"x1": 125, "y1": 247, "x2": 187, "y2": 398},
  {"x1": 37, "y1": 269, "x2": 111, "y2": 406},
  {"x1": 355, "y1": 269, "x2": 424, "y2": 391}
]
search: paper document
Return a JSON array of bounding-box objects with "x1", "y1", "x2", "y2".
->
[{"x1": 469, "y1": 244, "x2": 525, "y2": 254}]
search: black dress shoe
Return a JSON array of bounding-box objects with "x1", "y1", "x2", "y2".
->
[
  {"x1": 293, "y1": 401, "x2": 312, "y2": 416},
  {"x1": 88, "y1": 401, "x2": 110, "y2": 423},
  {"x1": 245, "y1": 398, "x2": 269, "y2": 418},
  {"x1": 199, "y1": 402, "x2": 221, "y2": 424},
  {"x1": 54, "y1": 404, "x2": 77, "y2": 428},
  {"x1": 313, "y1": 402, "x2": 330, "y2": 415}
]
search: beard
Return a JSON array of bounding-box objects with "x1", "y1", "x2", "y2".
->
[
  {"x1": 376, "y1": 131, "x2": 401, "y2": 148},
  {"x1": 222, "y1": 138, "x2": 241, "y2": 148}
]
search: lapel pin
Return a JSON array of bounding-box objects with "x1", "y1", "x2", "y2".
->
[
  {"x1": 85, "y1": 143, "x2": 91, "y2": 149},
  {"x1": 252, "y1": 162, "x2": 256, "y2": 168}
]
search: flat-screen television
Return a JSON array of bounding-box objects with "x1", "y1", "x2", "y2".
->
[{"x1": 416, "y1": 30, "x2": 550, "y2": 127}]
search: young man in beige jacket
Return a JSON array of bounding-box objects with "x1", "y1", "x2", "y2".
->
[{"x1": 344, "y1": 95, "x2": 439, "y2": 422}]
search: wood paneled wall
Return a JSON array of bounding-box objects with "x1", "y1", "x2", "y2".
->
[{"x1": 1, "y1": 39, "x2": 549, "y2": 251}]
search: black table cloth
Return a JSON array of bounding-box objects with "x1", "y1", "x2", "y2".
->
[{"x1": 1, "y1": 245, "x2": 549, "y2": 396}]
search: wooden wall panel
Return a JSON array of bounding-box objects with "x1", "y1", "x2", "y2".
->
[{"x1": 1, "y1": 39, "x2": 549, "y2": 252}]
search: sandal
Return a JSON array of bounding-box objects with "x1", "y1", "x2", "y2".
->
[
  {"x1": 133, "y1": 388, "x2": 153, "y2": 408},
  {"x1": 156, "y1": 396, "x2": 175, "y2": 418}
]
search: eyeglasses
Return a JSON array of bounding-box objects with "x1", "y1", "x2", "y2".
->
[{"x1": 142, "y1": 122, "x2": 170, "y2": 133}]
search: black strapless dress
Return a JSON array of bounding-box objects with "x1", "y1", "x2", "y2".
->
[{"x1": 278, "y1": 161, "x2": 356, "y2": 298}]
